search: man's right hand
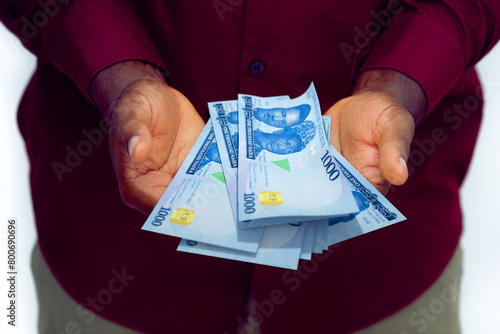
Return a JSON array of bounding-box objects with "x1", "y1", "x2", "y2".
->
[{"x1": 91, "y1": 61, "x2": 204, "y2": 215}]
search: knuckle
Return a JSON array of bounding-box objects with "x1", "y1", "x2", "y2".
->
[{"x1": 379, "y1": 105, "x2": 414, "y2": 132}]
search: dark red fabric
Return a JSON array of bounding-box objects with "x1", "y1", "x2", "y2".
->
[{"x1": 1, "y1": 0, "x2": 499, "y2": 333}]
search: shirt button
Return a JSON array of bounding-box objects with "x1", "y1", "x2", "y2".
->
[{"x1": 249, "y1": 59, "x2": 266, "y2": 76}]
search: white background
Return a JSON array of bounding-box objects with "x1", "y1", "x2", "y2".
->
[{"x1": 0, "y1": 23, "x2": 499, "y2": 334}]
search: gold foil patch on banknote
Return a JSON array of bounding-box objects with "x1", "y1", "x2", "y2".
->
[
  {"x1": 170, "y1": 209, "x2": 196, "y2": 225},
  {"x1": 259, "y1": 191, "x2": 283, "y2": 205}
]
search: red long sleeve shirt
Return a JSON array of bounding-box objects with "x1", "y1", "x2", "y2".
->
[{"x1": 1, "y1": 0, "x2": 499, "y2": 333}]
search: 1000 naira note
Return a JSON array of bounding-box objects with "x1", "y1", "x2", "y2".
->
[
  {"x1": 178, "y1": 221, "x2": 306, "y2": 270},
  {"x1": 208, "y1": 96, "x2": 290, "y2": 221},
  {"x1": 183, "y1": 116, "x2": 335, "y2": 267},
  {"x1": 142, "y1": 120, "x2": 263, "y2": 252},
  {"x1": 237, "y1": 83, "x2": 359, "y2": 229},
  {"x1": 325, "y1": 146, "x2": 406, "y2": 247},
  {"x1": 208, "y1": 100, "x2": 240, "y2": 221}
]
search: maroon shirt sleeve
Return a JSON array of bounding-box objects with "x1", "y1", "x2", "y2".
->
[
  {"x1": 356, "y1": 0, "x2": 500, "y2": 113},
  {"x1": 0, "y1": 0, "x2": 167, "y2": 102}
]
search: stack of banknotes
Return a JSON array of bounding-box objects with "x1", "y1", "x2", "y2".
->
[{"x1": 142, "y1": 83, "x2": 406, "y2": 269}]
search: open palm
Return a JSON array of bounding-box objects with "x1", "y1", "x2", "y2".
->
[
  {"x1": 108, "y1": 80, "x2": 204, "y2": 214},
  {"x1": 325, "y1": 91, "x2": 415, "y2": 194}
]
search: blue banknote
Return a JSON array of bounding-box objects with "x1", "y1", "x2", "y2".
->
[
  {"x1": 318, "y1": 116, "x2": 332, "y2": 252},
  {"x1": 208, "y1": 100, "x2": 240, "y2": 221},
  {"x1": 302, "y1": 114, "x2": 406, "y2": 252},
  {"x1": 301, "y1": 116, "x2": 331, "y2": 259},
  {"x1": 312, "y1": 219, "x2": 329, "y2": 254},
  {"x1": 142, "y1": 120, "x2": 264, "y2": 252},
  {"x1": 177, "y1": 222, "x2": 306, "y2": 270},
  {"x1": 299, "y1": 220, "x2": 316, "y2": 260},
  {"x1": 322, "y1": 115, "x2": 332, "y2": 144},
  {"x1": 325, "y1": 147, "x2": 407, "y2": 246},
  {"x1": 208, "y1": 96, "x2": 290, "y2": 221},
  {"x1": 208, "y1": 98, "x2": 310, "y2": 267},
  {"x1": 237, "y1": 83, "x2": 359, "y2": 229}
]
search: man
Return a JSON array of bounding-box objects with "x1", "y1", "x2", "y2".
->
[{"x1": 1, "y1": 0, "x2": 499, "y2": 333}]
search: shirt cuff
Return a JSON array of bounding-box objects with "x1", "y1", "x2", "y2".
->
[{"x1": 357, "y1": 3, "x2": 466, "y2": 115}]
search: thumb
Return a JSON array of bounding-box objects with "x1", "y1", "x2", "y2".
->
[
  {"x1": 112, "y1": 103, "x2": 154, "y2": 165},
  {"x1": 124, "y1": 121, "x2": 153, "y2": 164},
  {"x1": 376, "y1": 106, "x2": 415, "y2": 186}
]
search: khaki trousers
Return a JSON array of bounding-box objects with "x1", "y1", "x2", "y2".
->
[{"x1": 31, "y1": 244, "x2": 462, "y2": 334}]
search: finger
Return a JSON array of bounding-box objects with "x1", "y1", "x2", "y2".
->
[
  {"x1": 376, "y1": 106, "x2": 415, "y2": 186},
  {"x1": 120, "y1": 173, "x2": 172, "y2": 215}
]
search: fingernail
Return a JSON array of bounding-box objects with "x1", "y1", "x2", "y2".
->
[
  {"x1": 399, "y1": 157, "x2": 407, "y2": 170},
  {"x1": 127, "y1": 136, "x2": 141, "y2": 159}
]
